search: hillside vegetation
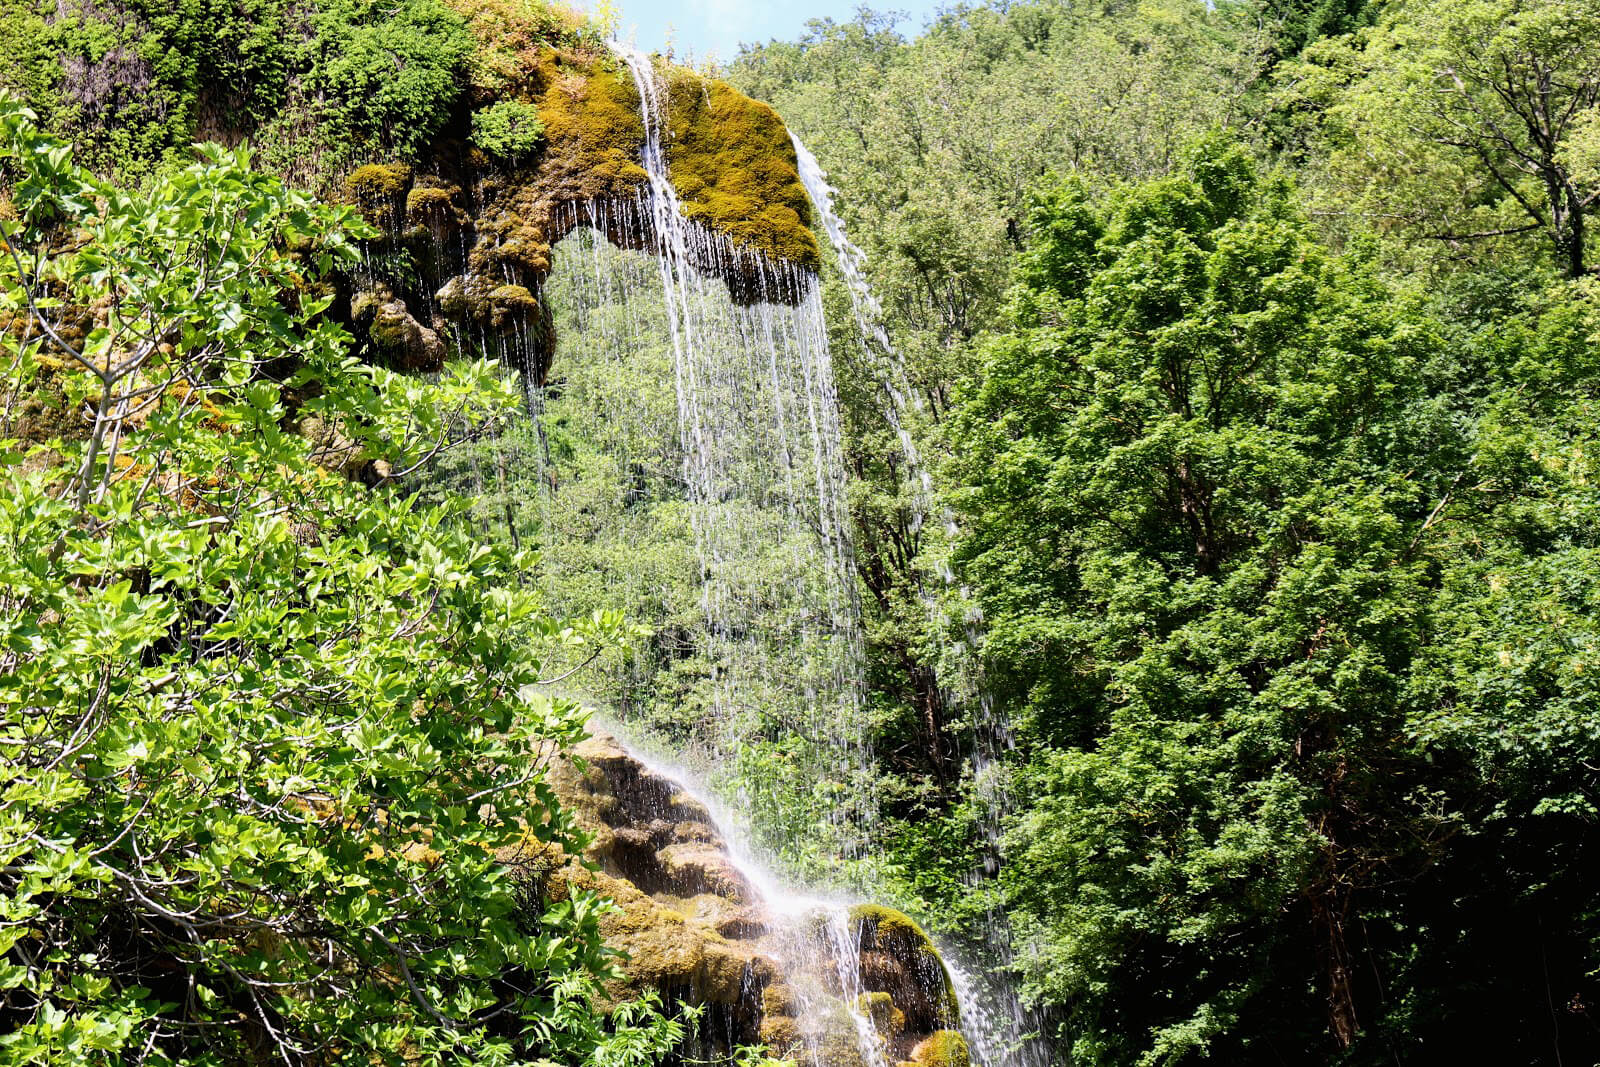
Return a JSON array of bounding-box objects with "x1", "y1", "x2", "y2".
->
[
  {"x1": 2, "y1": 0, "x2": 1599, "y2": 1064},
  {"x1": 729, "y1": 1, "x2": 1600, "y2": 1062}
]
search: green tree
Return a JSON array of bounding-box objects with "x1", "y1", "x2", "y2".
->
[
  {"x1": 953, "y1": 137, "x2": 1451, "y2": 1060},
  {"x1": 945, "y1": 130, "x2": 1595, "y2": 1063},
  {"x1": 1282, "y1": 0, "x2": 1600, "y2": 276},
  {"x1": 0, "y1": 101, "x2": 674, "y2": 1066}
]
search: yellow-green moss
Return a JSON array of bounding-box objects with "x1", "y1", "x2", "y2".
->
[
  {"x1": 851, "y1": 904, "x2": 932, "y2": 943},
  {"x1": 911, "y1": 1031, "x2": 970, "y2": 1067},
  {"x1": 406, "y1": 182, "x2": 469, "y2": 230},
  {"x1": 815, "y1": 997, "x2": 887, "y2": 1067},
  {"x1": 666, "y1": 72, "x2": 819, "y2": 271},
  {"x1": 461, "y1": 50, "x2": 646, "y2": 293},
  {"x1": 534, "y1": 53, "x2": 647, "y2": 198},
  {"x1": 344, "y1": 163, "x2": 414, "y2": 230},
  {"x1": 489, "y1": 283, "x2": 540, "y2": 312},
  {"x1": 850, "y1": 904, "x2": 961, "y2": 1030},
  {"x1": 858, "y1": 991, "x2": 908, "y2": 1038},
  {"x1": 758, "y1": 1014, "x2": 803, "y2": 1056}
]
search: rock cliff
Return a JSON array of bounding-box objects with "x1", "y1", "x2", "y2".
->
[
  {"x1": 3, "y1": 0, "x2": 822, "y2": 382},
  {"x1": 517, "y1": 732, "x2": 971, "y2": 1067}
]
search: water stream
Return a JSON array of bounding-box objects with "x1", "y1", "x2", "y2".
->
[
  {"x1": 787, "y1": 135, "x2": 1049, "y2": 1067},
  {"x1": 443, "y1": 45, "x2": 1046, "y2": 1067}
]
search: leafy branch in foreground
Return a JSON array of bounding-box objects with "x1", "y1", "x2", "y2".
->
[{"x1": 0, "y1": 98, "x2": 672, "y2": 1066}]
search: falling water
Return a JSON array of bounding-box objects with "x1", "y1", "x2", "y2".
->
[
  {"x1": 486, "y1": 43, "x2": 873, "y2": 871},
  {"x1": 788, "y1": 137, "x2": 1050, "y2": 1067},
  {"x1": 417, "y1": 43, "x2": 1048, "y2": 1067},
  {"x1": 789, "y1": 134, "x2": 932, "y2": 517}
]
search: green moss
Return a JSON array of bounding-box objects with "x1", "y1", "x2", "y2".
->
[
  {"x1": 816, "y1": 997, "x2": 885, "y2": 1067},
  {"x1": 851, "y1": 904, "x2": 930, "y2": 940},
  {"x1": 460, "y1": 49, "x2": 645, "y2": 299},
  {"x1": 912, "y1": 1031, "x2": 970, "y2": 1067},
  {"x1": 488, "y1": 284, "x2": 541, "y2": 328},
  {"x1": 665, "y1": 72, "x2": 819, "y2": 271},
  {"x1": 406, "y1": 183, "x2": 467, "y2": 228},
  {"x1": 345, "y1": 163, "x2": 414, "y2": 230},
  {"x1": 534, "y1": 52, "x2": 647, "y2": 197},
  {"x1": 758, "y1": 1014, "x2": 803, "y2": 1056}
]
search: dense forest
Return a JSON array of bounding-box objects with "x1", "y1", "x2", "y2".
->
[{"x1": 2, "y1": 0, "x2": 1599, "y2": 1065}]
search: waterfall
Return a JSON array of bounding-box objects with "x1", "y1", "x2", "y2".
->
[
  {"x1": 424, "y1": 42, "x2": 1048, "y2": 1067},
  {"x1": 788, "y1": 137, "x2": 1052, "y2": 1067},
  {"x1": 490, "y1": 43, "x2": 872, "y2": 871},
  {"x1": 789, "y1": 134, "x2": 931, "y2": 519}
]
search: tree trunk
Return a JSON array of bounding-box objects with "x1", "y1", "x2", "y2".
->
[
  {"x1": 1563, "y1": 190, "x2": 1586, "y2": 279},
  {"x1": 1311, "y1": 877, "x2": 1361, "y2": 1049}
]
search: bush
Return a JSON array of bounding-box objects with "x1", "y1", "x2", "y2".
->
[
  {"x1": 472, "y1": 99, "x2": 546, "y2": 160},
  {"x1": 0, "y1": 98, "x2": 676, "y2": 1066},
  {"x1": 305, "y1": 0, "x2": 475, "y2": 159}
]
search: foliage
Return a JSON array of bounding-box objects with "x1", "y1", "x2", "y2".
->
[
  {"x1": 303, "y1": 0, "x2": 475, "y2": 162},
  {"x1": 1278, "y1": 0, "x2": 1600, "y2": 276},
  {"x1": 472, "y1": 99, "x2": 546, "y2": 160},
  {"x1": 950, "y1": 134, "x2": 1600, "y2": 1064},
  {"x1": 724, "y1": 4, "x2": 1276, "y2": 852},
  {"x1": 0, "y1": 0, "x2": 600, "y2": 186},
  {"x1": 0, "y1": 100, "x2": 675, "y2": 1066}
]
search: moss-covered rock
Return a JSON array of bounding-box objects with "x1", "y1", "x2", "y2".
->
[
  {"x1": 406, "y1": 180, "x2": 470, "y2": 234},
  {"x1": 858, "y1": 991, "x2": 908, "y2": 1039},
  {"x1": 910, "y1": 1030, "x2": 971, "y2": 1067},
  {"x1": 849, "y1": 904, "x2": 961, "y2": 1033},
  {"x1": 356, "y1": 289, "x2": 447, "y2": 373},
  {"x1": 19, "y1": 0, "x2": 826, "y2": 386},
  {"x1": 504, "y1": 731, "x2": 980, "y2": 1067},
  {"x1": 345, "y1": 163, "x2": 414, "y2": 230},
  {"x1": 666, "y1": 71, "x2": 819, "y2": 274}
]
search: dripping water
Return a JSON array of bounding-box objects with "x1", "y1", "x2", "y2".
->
[{"x1": 789, "y1": 136, "x2": 1051, "y2": 1067}]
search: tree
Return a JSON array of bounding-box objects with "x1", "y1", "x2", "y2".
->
[
  {"x1": 1284, "y1": 0, "x2": 1600, "y2": 276},
  {"x1": 0, "y1": 100, "x2": 673, "y2": 1065},
  {"x1": 952, "y1": 130, "x2": 1600, "y2": 1063},
  {"x1": 951, "y1": 136, "x2": 1429, "y2": 1061}
]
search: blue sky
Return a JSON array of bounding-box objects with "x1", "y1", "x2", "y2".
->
[{"x1": 588, "y1": 1, "x2": 947, "y2": 64}]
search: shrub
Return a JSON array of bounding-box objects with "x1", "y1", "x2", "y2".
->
[{"x1": 472, "y1": 98, "x2": 546, "y2": 160}]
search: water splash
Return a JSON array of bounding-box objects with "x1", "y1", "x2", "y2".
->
[{"x1": 587, "y1": 724, "x2": 973, "y2": 1067}]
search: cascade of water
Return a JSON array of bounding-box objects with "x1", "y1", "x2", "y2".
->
[
  {"x1": 436, "y1": 45, "x2": 1047, "y2": 1067},
  {"x1": 789, "y1": 139, "x2": 1050, "y2": 1067},
  {"x1": 595, "y1": 725, "x2": 967, "y2": 1067},
  {"x1": 788, "y1": 134, "x2": 932, "y2": 517},
  {"x1": 492, "y1": 44, "x2": 872, "y2": 868}
]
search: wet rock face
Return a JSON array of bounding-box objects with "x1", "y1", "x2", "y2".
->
[
  {"x1": 338, "y1": 49, "x2": 819, "y2": 382},
  {"x1": 526, "y1": 732, "x2": 965, "y2": 1067}
]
